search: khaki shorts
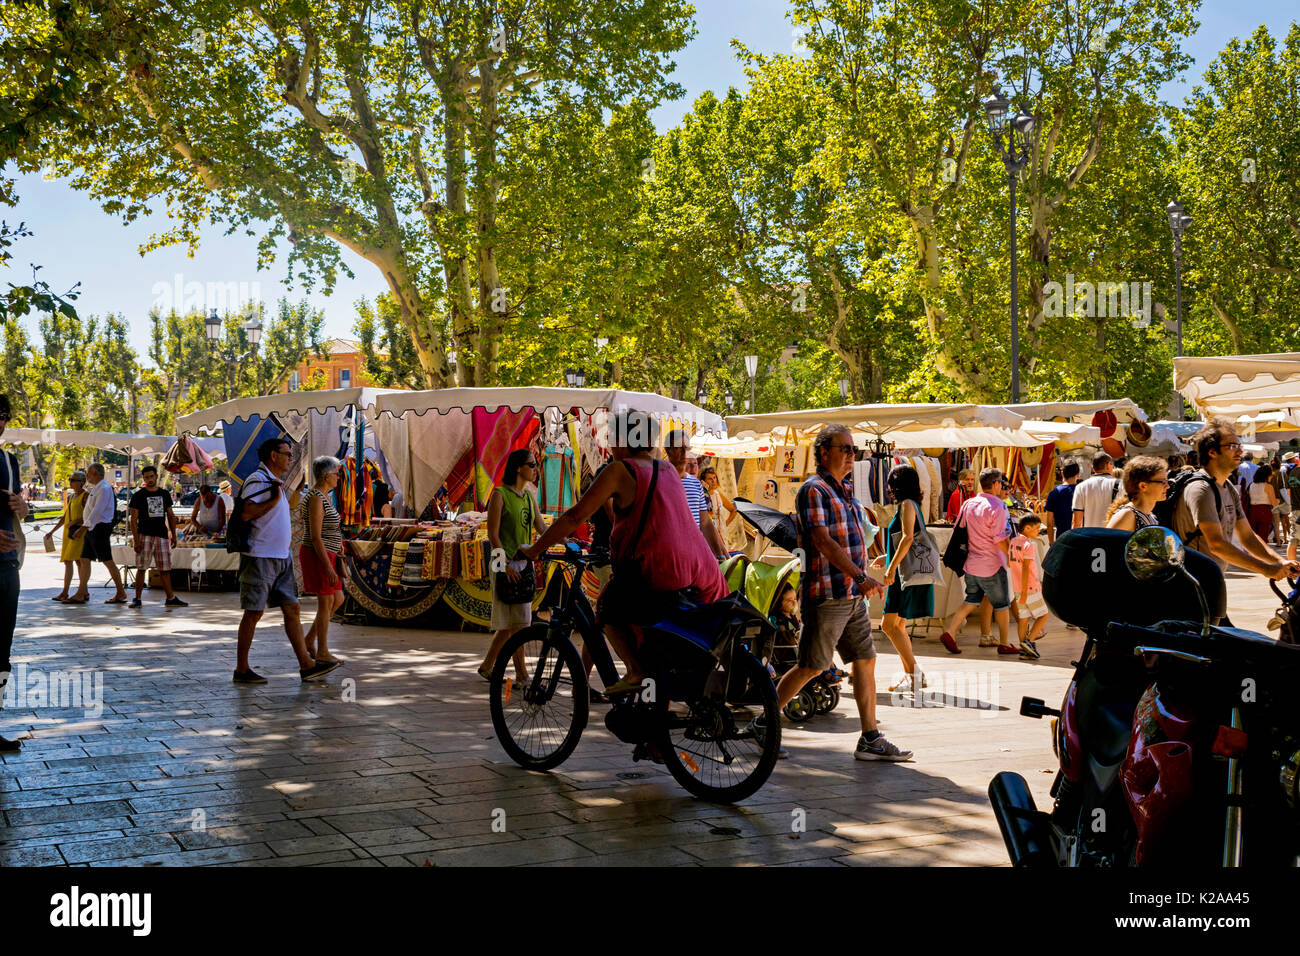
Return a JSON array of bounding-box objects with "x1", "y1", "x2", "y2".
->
[
  {"x1": 490, "y1": 573, "x2": 532, "y2": 632},
  {"x1": 798, "y1": 597, "x2": 875, "y2": 670}
]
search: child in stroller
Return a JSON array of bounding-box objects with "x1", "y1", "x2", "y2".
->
[{"x1": 724, "y1": 552, "x2": 845, "y2": 722}]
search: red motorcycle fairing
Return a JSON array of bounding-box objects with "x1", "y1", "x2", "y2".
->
[
  {"x1": 1120, "y1": 682, "x2": 1198, "y2": 864},
  {"x1": 1060, "y1": 682, "x2": 1084, "y2": 783}
]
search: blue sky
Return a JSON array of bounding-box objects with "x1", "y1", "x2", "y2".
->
[{"x1": 7, "y1": 0, "x2": 1297, "y2": 367}]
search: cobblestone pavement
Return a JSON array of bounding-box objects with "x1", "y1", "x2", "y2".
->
[{"x1": 0, "y1": 544, "x2": 1284, "y2": 867}]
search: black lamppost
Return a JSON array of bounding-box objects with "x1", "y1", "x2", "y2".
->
[
  {"x1": 1166, "y1": 199, "x2": 1193, "y2": 419},
  {"x1": 564, "y1": 367, "x2": 586, "y2": 388},
  {"x1": 982, "y1": 87, "x2": 1036, "y2": 403},
  {"x1": 204, "y1": 307, "x2": 263, "y2": 400},
  {"x1": 724, "y1": 387, "x2": 734, "y2": 412}
]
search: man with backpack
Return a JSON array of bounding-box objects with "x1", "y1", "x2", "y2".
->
[
  {"x1": 1165, "y1": 420, "x2": 1299, "y2": 583},
  {"x1": 232, "y1": 437, "x2": 340, "y2": 684}
]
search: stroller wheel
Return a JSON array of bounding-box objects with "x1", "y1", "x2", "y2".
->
[
  {"x1": 783, "y1": 688, "x2": 817, "y2": 723},
  {"x1": 812, "y1": 682, "x2": 840, "y2": 715}
]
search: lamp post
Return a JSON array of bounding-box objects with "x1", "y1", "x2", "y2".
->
[
  {"x1": 982, "y1": 87, "x2": 1036, "y2": 403},
  {"x1": 743, "y1": 354, "x2": 758, "y2": 414},
  {"x1": 564, "y1": 367, "x2": 585, "y2": 388},
  {"x1": 1166, "y1": 199, "x2": 1193, "y2": 420},
  {"x1": 204, "y1": 307, "x2": 263, "y2": 400},
  {"x1": 724, "y1": 387, "x2": 734, "y2": 412},
  {"x1": 838, "y1": 377, "x2": 850, "y2": 403}
]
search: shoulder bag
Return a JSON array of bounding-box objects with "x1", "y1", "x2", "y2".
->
[
  {"x1": 495, "y1": 489, "x2": 537, "y2": 605},
  {"x1": 942, "y1": 505, "x2": 970, "y2": 576},
  {"x1": 893, "y1": 500, "x2": 944, "y2": 588},
  {"x1": 226, "y1": 469, "x2": 280, "y2": 554}
]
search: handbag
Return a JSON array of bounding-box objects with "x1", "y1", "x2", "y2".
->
[
  {"x1": 494, "y1": 491, "x2": 536, "y2": 604},
  {"x1": 893, "y1": 501, "x2": 944, "y2": 588},
  {"x1": 941, "y1": 508, "x2": 970, "y2": 576}
]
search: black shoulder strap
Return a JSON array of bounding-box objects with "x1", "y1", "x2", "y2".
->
[{"x1": 625, "y1": 459, "x2": 660, "y2": 560}]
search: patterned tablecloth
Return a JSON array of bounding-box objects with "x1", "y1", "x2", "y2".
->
[{"x1": 111, "y1": 545, "x2": 240, "y2": 573}]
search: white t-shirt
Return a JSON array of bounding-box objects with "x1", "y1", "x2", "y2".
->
[
  {"x1": 1071, "y1": 474, "x2": 1121, "y2": 528},
  {"x1": 242, "y1": 466, "x2": 291, "y2": 558}
]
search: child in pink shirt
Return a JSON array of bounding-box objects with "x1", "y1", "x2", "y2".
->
[{"x1": 1009, "y1": 514, "x2": 1048, "y2": 659}]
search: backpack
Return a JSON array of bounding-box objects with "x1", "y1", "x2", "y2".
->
[
  {"x1": 1153, "y1": 469, "x2": 1220, "y2": 543},
  {"x1": 226, "y1": 469, "x2": 281, "y2": 554}
]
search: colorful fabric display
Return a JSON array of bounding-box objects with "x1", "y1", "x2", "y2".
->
[{"x1": 387, "y1": 541, "x2": 410, "y2": 588}]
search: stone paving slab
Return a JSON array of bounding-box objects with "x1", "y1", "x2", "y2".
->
[{"x1": 1, "y1": 546, "x2": 1286, "y2": 866}]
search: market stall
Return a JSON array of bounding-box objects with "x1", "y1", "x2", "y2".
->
[
  {"x1": 1174, "y1": 353, "x2": 1300, "y2": 420},
  {"x1": 178, "y1": 386, "x2": 724, "y2": 628}
]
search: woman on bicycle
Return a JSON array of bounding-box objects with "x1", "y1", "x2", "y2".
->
[{"x1": 521, "y1": 410, "x2": 727, "y2": 695}]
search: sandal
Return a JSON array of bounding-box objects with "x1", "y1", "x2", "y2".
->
[
  {"x1": 63, "y1": 596, "x2": 88, "y2": 604},
  {"x1": 52, "y1": 595, "x2": 69, "y2": 602},
  {"x1": 476, "y1": 666, "x2": 493, "y2": 682},
  {"x1": 978, "y1": 636, "x2": 997, "y2": 647},
  {"x1": 603, "y1": 677, "x2": 646, "y2": 697},
  {"x1": 105, "y1": 596, "x2": 128, "y2": 604}
]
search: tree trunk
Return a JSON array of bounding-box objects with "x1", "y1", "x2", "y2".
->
[
  {"x1": 473, "y1": 55, "x2": 503, "y2": 386},
  {"x1": 1209, "y1": 291, "x2": 1247, "y2": 353}
]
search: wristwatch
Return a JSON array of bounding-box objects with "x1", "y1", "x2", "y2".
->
[{"x1": 853, "y1": 570, "x2": 868, "y2": 587}]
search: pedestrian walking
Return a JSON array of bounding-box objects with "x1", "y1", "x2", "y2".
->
[
  {"x1": 1009, "y1": 514, "x2": 1049, "y2": 659},
  {"x1": 771, "y1": 424, "x2": 911, "y2": 762},
  {"x1": 0, "y1": 395, "x2": 30, "y2": 751},
  {"x1": 1172, "y1": 421, "x2": 1298, "y2": 596},
  {"x1": 1246, "y1": 464, "x2": 1280, "y2": 544},
  {"x1": 478, "y1": 448, "x2": 547, "y2": 683},
  {"x1": 45, "y1": 470, "x2": 90, "y2": 603},
  {"x1": 299, "y1": 456, "x2": 347, "y2": 665},
  {"x1": 1071, "y1": 453, "x2": 1121, "y2": 529},
  {"x1": 127, "y1": 465, "x2": 187, "y2": 609},
  {"x1": 80, "y1": 463, "x2": 128, "y2": 604},
  {"x1": 876, "y1": 464, "x2": 929, "y2": 693},
  {"x1": 1105, "y1": 456, "x2": 1168, "y2": 532},
  {"x1": 233, "y1": 438, "x2": 339, "y2": 684},
  {"x1": 938, "y1": 468, "x2": 1018, "y2": 655},
  {"x1": 1043, "y1": 460, "x2": 1080, "y2": 543}
]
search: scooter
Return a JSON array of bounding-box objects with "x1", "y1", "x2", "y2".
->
[{"x1": 989, "y1": 527, "x2": 1300, "y2": 867}]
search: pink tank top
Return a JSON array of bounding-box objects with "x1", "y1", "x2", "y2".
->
[{"x1": 610, "y1": 458, "x2": 728, "y2": 602}]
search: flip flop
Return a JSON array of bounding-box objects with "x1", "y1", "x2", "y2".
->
[
  {"x1": 603, "y1": 677, "x2": 646, "y2": 697},
  {"x1": 64, "y1": 596, "x2": 88, "y2": 604},
  {"x1": 51, "y1": 595, "x2": 68, "y2": 602},
  {"x1": 476, "y1": 666, "x2": 493, "y2": 682},
  {"x1": 104, "y1": 596, "x2": 127, "y2": 604}
]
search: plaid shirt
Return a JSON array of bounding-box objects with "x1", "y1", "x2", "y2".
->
[{"x1": 797, "y1": 468, "x2": 867, "y2": 600}]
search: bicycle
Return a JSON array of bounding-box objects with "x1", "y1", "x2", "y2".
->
[{"x1": 488, "y1": 543, "x2": 782, "y2": 803}]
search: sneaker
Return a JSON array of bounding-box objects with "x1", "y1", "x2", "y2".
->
[
  {"x1": 232, "y1": 668, "x2": 267, "y2": 684},
  {"x1": 300, "y1": 659, "x2": 342, "y2": 681},
  {"x1": 744, "y1": 716, "x2": 788, "y2": 759},
  {"x1": 1019, "y1": 640, "x2": 1040, "y2": 660},
  {"x1": 128, "y1": 597, "x2": 142, "y2": 608},
  {"x1": 854, "y1": 733, "x2": 913, "y2": 762},
  {"x1": 165, "y1": 596, "x2": 188, "y2": 607}
]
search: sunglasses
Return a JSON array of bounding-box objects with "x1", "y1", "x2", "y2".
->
[
  {"x1": 831, "y1": 444, "x2": 854, "y2": 454},
  {"x1": 1146, "y1": 478, "x2": 1169, "y2": 485}
]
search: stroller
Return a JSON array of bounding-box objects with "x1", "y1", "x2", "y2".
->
[{"x1": 723, "y1": 554, "x2": 845, "y2": 722}]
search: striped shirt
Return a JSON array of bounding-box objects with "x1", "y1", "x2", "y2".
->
[
  {"x1": 300, "y1": 488, "x2": 344, "y2": 554},
  {"x1": 681, "y1": 473, "x2": 709, "y2": 525},
  {"x1": 798, "y1": 469, "x2": 867, "y2": 600}
]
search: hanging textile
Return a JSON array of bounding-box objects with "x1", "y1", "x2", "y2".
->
[
  {"x1": 470, "y1": 406, "x2": 540, "y2": 510},
  {"x1": 1034, "y1": 442, "x2": 1057, "y2": 496},
  {"x1": 222, "y1": 414, "x2": 286, "y2": 489},
  {"x1": 851, "y1": 460, "x2": 874, "y2": 509},
  {"x1": 335, "y1": 455, "x2": 373, "y2": 527}
]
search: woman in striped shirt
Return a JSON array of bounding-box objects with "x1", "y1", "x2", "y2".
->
[{"x1": 300, "y1": 456, "x2": 347, "y2": 664}]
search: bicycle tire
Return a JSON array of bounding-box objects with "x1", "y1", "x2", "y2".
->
[
  {"x1": 489, "y1": 624, "x2": 589, "y2": 771},
  {"x1": 656, "y1": 651, "x2": 780, "y2": 803}
]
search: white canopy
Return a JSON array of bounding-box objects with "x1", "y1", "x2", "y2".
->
[
  {"x1": 175, "y1": 387, "x2": 403, "y2": 434},
  {"x1": 374, "y1": 387, "x2": 726, "y2": 436},
  {"x1": 725, "y1": 403, "x2": 1024, "y2": 438},
  {"x1": 1003, "y1": 399, "x2": 1147, "y2": 424},
  {"x1": 0, "y1": 428, "x2": 175, "y2": 454},
  {"x1": 1174, "y1": 353, "x2": 1300, "y2": 418}
]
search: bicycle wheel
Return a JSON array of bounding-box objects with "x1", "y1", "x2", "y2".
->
[
  {"x1": 656, "y1": 651, "x2": 780, "y2": 803},
  {"x1": 489, "y1": 624, "x2": 589, "y2": 770}
]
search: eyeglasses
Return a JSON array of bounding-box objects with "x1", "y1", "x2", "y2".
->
[
  {"x1": 1219, "y1": 441, "x2": 1243, "y2": 450},
  {"x1": 272, "y1": 448, "x2": 292, "y2": 457},
  {"x1": 1146, "y1": 478, "x2": 1169, "y2": 485}
]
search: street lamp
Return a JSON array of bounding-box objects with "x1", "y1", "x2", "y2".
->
[
  {"x1": 724, "y1": 387, "x2": 734, "y2": 411},
  {"x1": 1166, "y1": 199, "x2": 1193, "y2": 419},
  {"x1": 983, "y1": 86, "x2": 1036, "y2": 403},
  {"x1": 574, "y1": 368, "x2": 586, "y2": 389},
  {"x1": 564, "y1": 368, "x2": 577, "y2": 387},
  {"x1": 838, "y1": 377, "x2": 850, "y2": 402},
  {"x1": 696, "y1": 386, "x2": 707, "y2": 406},
  {"x1": 204, "y1": 307, "x2": 263, "y2": 400},
  {"x1": 743, "y1": 354, "x2": 758, "y2": 414}
]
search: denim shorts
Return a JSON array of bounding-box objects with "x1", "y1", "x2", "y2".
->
[
  {"x1": 963, "y1": 567, "x2": 1010, "y2": 610},
  {"x1": 239, "y1": 556, "x2": 299, "y2": 612}
]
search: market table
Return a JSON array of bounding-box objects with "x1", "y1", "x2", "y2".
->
[{"x1": 110, "y1": 543, "x2": 239, "y2": 590}]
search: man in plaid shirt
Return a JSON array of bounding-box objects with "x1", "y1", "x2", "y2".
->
[{"x1": 767, "y1": 424, "x2": 913, "y2": 762}]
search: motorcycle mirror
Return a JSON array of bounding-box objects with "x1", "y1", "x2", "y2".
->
[{"x1": 1124, "y1": 526, "x2": 1185, "y2": 582}]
